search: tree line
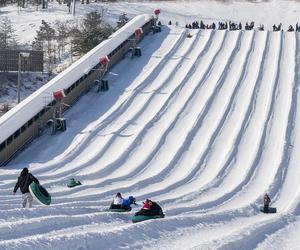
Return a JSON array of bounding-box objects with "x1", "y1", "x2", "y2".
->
[
  {"x1": 0, "y1": 11, "x2": 129, "y2": 72},
  {"x1": 0, "y1": 0, "x2": 118, "y2": 9}
]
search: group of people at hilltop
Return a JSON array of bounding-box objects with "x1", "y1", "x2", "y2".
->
[
  {"x1": 180, "y1": 19, "x2": 300, "y2": 32},
  {"x1": 12, "y1": 168, "x2": 272, "y2": 216},
  {"x1": 184, "y1": 20, "x2": 256, "y2": 31}
]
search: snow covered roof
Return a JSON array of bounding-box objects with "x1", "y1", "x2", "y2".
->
[{"x1": 0, "y1": 14, "x2": 152, "y2": 144}]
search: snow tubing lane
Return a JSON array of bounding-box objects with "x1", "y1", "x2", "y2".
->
[
  {"x1": 132, "y1": 215, "x2": 164, "y2": 223},
  {"x1": 29, "y1": 182, "x2": 51, "y2": 206}
]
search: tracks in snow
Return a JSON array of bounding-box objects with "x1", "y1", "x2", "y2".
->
[{"x1": 1, "y1": 28, "x2": 300, "y2": 250}]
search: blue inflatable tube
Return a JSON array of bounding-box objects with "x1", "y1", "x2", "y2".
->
[{"x1": 29, "y1": 182, "x2": 51, "y2": 206}]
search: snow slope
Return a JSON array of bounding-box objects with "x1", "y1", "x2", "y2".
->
[{"x1": 1, "y1": 1, "x2": 300, "y2": 250}]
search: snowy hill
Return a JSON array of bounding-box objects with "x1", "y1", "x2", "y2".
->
[
  {"x1": 1, "y1": 1, "x2": 300, "y2": 249},
  {"x1": 1, "y1": 0, "x2": 300, "y2": 107}
]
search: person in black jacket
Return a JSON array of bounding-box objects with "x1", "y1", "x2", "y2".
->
[
  {"x1": 13, "y1": 168, "x2": 39, "y2": 208},
  {"x1": 135, "y1": 199, "x2": 164, "y2": 217}
]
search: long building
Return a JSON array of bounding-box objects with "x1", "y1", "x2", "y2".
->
[{"x1": 0, "y1": 14, "x2": 155, "y2": 166}]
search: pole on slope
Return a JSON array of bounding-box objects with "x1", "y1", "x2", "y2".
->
[
  {"x1": 72, "y1": 0, "x2": 76, "y2": 16},
  {"x1": 17, "y1": 53, "x2": 21, "y2": 104},
  {"x1": 17, "y1": 52, "x2": 30, "y2": 104}
]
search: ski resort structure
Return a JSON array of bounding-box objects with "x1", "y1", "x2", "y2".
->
[{"x1": 0, "y1": 14, "x2": 154, "y2": 166}]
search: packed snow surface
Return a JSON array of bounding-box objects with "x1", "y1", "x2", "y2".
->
[{"x1": 1, "y1": 1, "x2": 300, "y2": 249}]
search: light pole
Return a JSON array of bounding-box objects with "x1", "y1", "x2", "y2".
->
[{"x1": 17, "y1": 52, "x2": 30, "y2": 104}]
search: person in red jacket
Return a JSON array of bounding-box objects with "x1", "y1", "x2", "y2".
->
[
  {"x1": 13, "y1": 168, "x2": 39, "y2": 208},
  {"x1": 264, "y1": 193, "x2": 271, "y2": 213},
  {"x1": 142, "y1": 199, "x2": 151, "y2": 210}
]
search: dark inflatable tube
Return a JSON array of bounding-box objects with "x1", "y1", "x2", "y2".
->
[
  {"x1": 260, "y1": 207, "x2": 277, "y2": 213},
  {"x1": 132, "y1": 215, "x2": 164, "y2": 223},
  {"x1": 108, "y1": 205, "x2": 132, "y2": 212},
  {"x1": 109, "y1": 204, "x2": 132, "y2": 212},
  {"x1": 109, "y1": 208, "x2": 130, "y2": 212},
  {"x1": 67, "y1": 178, "x2": 82, "y2": 188},
  {"x1": 29, "y1": 182, "x2": 51, "y2": 206}
]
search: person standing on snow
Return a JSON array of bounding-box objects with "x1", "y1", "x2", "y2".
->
[
  {"x1": 263, "y1": 193, "x2": 271, "y2": 213},
  {"x1": 13, "y1": 168, "x2": 39, "y2": 208}
]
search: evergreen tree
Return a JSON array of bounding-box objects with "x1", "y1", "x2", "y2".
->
[
  {"x1": 69, "y1": 24, "x2": 82, "y2": 57},
  {"x1": 0, "y1": 17, "x2": 18, "y2": 49},
  {"x1": 33, "y1": 20, "x2": 56, "y2": 71},
  {"x1": 32, "y1": 37, "x2": 43, "y2": 51},
  {"x1": 54, "y1": 20, "x2": 69, "y2": 62},
  {"x1": 71, "y1": 11, "x2": 114, "y2": 55},
  {"x1": 35, "y1": 20, "x2": 55, "y2": 58},
  {"x1": 116, "y1": 13, "x2": 129, "y2": 29}
]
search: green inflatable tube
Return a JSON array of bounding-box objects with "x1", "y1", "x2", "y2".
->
[
  {"x1": 29, "y1": 182, "x2": 51, "y2": 206},
  {"x1": 67, "y1": 178, "x2": 82, "y2": 188},
  {"x1": 132, "y1": 215, "x2": 163, "y2": 223}
]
